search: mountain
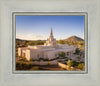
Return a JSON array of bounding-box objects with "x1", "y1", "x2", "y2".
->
[
  {"x1": 65, "y1": 36, "x2": 84, "y2": 42},
  {"x1": 16, "y1": 38, "x2": 24, "y2": 41},
  {"x1": 16, "y1": 38, "x2": 46, "y2": 41}
]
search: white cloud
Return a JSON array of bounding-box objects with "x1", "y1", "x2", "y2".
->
[{"x1": 16, "y1": 33, "x2": 48, "y2": 40}]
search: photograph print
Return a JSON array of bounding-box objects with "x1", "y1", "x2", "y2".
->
[{"x1": 15, "y1": 13, "x2": 86, "y2": 71}]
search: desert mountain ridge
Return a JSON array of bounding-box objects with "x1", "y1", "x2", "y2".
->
[
  {"x1": 65, "y1": 36, "x2": 84, "y2": 42},
  {"x1": 16, "y1": 35, "x2": 84, "y2": 41}
]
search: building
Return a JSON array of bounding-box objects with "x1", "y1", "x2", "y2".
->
[{"x1": 18, "y1": 27, "x2": 76, "y2": 61}]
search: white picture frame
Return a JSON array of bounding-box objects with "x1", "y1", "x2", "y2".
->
[
  {"x1": 0, "y1": 0, "x2": 100, "y2": 86},
  {"x1": 12, "y1": 12, "x2": 88, "y2": 74}
]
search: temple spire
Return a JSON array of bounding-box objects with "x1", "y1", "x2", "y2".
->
[
  {"x1": 44, "y1": 26, "x2": 57, "y2": 46},
  {"x1": 50, "y1": 26, "x2": 53, "y2": 37}
]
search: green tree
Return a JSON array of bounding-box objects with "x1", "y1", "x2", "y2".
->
[
  {"x1": 67, "y1": 59, "x2": 73, "y2": 70},
  {"x1": 57, "y1": 40, "x2": 65, "y2": 44},
  {"x1": 67, "y1": 59, "x2": 73, "y2": 67},
  {"x1": 48, "y1": 61, "x2": 50, "y2": 65},
  {"x1": 72, "y1": 61, "x2": 80, "y2": 67},
  {"x1": 78, "y1": 63, "x2": 85, "y2": 70},
  {"x1": 77, "y1": 57, "x2": 81, "y2": 59},
  {"x1": 58, "y1": 52, "x2": 66, "y2": 58},
  {"x1": 75, "y1": 48, "x2": 80, "y2": 54},
  {"x1": 30, "y1": 66, "x2": 39, "y2": 70},
  {"x1": 28, "y1": 41, "x2": 35, "y2": 45}
]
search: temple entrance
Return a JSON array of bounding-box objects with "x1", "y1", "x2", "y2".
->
[{"x1": 22, "y1": 52, "x2": 26, "y2": 57}]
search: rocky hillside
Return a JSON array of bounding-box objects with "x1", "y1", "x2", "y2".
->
[{"x1": 65, "y1": 36, "x2": 84, "y2": 42}]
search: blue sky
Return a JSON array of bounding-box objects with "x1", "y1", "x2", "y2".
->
[{"x1": 16, "y1": 15, "x2": 84, "y2": 40}]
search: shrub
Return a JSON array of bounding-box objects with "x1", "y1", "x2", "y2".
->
[
  {"x1": 30, "y1": 66, "x2": 39, "y2": 70},
  {"x1": 77, "y1": 57, "x2": 81, "y2": 59},
  {"x1": 75, "y1": 48, "x2": 80, "y2": 55},
  {"x1": 30, "y1": 58, "x2": 34, "y2": 61},
  {"x1": 43, "y1": 58, "x2": 49, "y2": 61},
  {"x1": 37, "y1": 59, "x2": 41, "y2": 61},
  {"x1": 58, "y1": 52, "x2": 66, "y2": 58},
  {"x1": 48, "y1": 62, "x2": 50, "y2": 65},
  {"x1": 67, "y1": 59, "x2": 73, "y2": 71},
  {"x1": 67, "y1": 59, "x2": 73, "y2": 67},
  {"x1": 16, "y1": 61, "x2": 33, "y2": 70},
  {"x1": 78, "y1": 63, "x2": 85, "y2": 70},
  {"x1": 65, "y1": 59, "x2": 68, "y2": 61},
  {"x1": 39, "y1": 58, "x2": 44, "y2": 61},
  {"x1": 16, "y1": 62, "x2": 20, "y2": 68},
  {"x1": 58, "y1": 60, "x2": 62, "y2": 62},
  {"x1": 72, "y1": 61, "x2": 80, "y2": 67}
]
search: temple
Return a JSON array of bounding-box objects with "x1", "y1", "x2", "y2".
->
[
  {"x1": 44, "y1": 26, "x2": 58, "y2": 47},
  {"x1": 18, "y1": 27, "x2": 76, "y2": 60}
]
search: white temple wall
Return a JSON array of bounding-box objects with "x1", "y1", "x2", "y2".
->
[
  {"x1": 30, "y1": 51, "x2": 38, "y2": 60},
  {"x1": 18, "y1": 45, "x2": 76, "y2": 61},
  {"x1": 47, "y1": 52, "x2": 56, "y2": 60},
  {"x1": 30, "y1": 50, "x2": 44, "y2": 60},
  {"x1": 26, "y1": 50, "x2": 30, "y2": 61},
  {"x1": 18, "y1": 48, "x2": 22, "y2": 56},
  {"x1": 43, "y1": 52, "x2": 48, "y2": 59}
]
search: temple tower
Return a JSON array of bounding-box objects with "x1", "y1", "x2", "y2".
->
[
  {"x1": 50, "y1": 26, "x2": 53, "y2": 37},
  {"x1": 44, "y1": 26, "x2": 57, "y2": 47}
]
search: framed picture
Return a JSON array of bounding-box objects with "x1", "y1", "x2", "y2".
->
[
  {"x1": 13, "y1": 12, "x2": 88, "y2": 74},
  {"x1": 0, "y1": 0, "x2": 100, "y2": 86}
]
